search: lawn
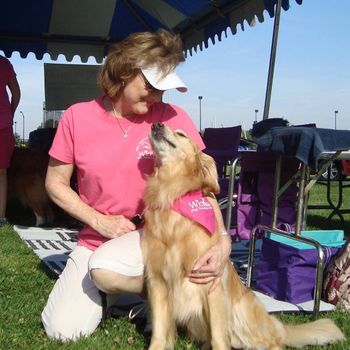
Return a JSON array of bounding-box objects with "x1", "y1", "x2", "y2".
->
[{"x1": 0, "y1": 181, "x2": 349, "y2": 349}]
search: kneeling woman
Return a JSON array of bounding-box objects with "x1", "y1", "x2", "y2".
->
[{"x1": 41, "y1": 29, "x2": 231, "y2": 341}]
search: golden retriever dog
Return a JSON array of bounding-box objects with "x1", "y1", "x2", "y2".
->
[
  {"x1": 7, "y1": 147, "x2": 55, "y2": 226},
  {"x1": 142, "y1": 123, "x2": 345, "y2": 350}
]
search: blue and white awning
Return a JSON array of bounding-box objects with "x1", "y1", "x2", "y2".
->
[{"x1": 0, "y1": 0, "x2": 302, "y2": 62}]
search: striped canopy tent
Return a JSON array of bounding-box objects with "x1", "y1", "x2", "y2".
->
[{"x1": 0, "y1": 0, "x2": 303, "y2": 117}]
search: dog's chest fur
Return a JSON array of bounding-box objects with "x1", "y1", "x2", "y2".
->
[
  {"x1": 144, "y1": 208, "x2": 216, "y2": 323},
  {"x1": 144, "y1": 208, "x2": 215, "y2": 271}
]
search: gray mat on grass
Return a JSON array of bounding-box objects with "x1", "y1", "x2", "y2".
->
[{"x1": 14, "y1": 225, "x2": 335, "y2": 313}]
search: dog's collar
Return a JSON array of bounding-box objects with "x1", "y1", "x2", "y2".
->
[{"x1": 171, "y1": 191, "x2": 216, "y2": 235}]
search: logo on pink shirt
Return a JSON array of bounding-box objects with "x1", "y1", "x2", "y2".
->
[
  {"x1": 136, "y1": 137, "x2": 155, "y2": 160},
  {"x1": 172, "y1": 191, "x2": 217, "y2": 235}
]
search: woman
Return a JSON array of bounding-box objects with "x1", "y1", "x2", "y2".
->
[
  {"x1": 41, "y1": 29, "x2": 231, "y2": 341},
  {"x1": 0, "y1": 55, "x2": 21, "y2": 227}
]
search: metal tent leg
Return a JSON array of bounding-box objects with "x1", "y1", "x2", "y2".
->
[{"x1": 263, "y1": 0, "x2": 283, "y2": 120}]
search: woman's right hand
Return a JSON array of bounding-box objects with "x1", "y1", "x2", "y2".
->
[{"x1": 94, "y1": 214, "x2": 136, "y2": 239}]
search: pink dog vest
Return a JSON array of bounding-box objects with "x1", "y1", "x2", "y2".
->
[{"x1": 171, "y1": 191, "x2": 216, "y2": 235}]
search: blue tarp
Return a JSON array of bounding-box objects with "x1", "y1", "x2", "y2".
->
[
  {"x1": 0, "y1": 0, "x2": 302, "y2": 62},
  {"x1": 253, "y1": 125, "x2": 350, "y2": 170}
]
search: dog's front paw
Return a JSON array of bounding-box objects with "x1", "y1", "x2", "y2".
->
[{"x1": 148, "y1": 339, "x2": 173, "y2": 350}]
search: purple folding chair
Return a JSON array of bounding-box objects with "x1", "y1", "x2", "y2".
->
[
  {"x1": 202, "y1": 126, "x2": 242, "y2": 225},
  {"x1": 202, "y1": 125, "x2": 242, "y2": 192},
  {"x1": 229, "y1": 152, "x2": 299, "y2": 241}
]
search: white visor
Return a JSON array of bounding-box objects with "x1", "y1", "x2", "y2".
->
[{"x1": 141, "y1": 65, "x2": 187, "y2": 92}]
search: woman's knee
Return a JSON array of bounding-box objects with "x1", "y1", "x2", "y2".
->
[
  {"x1": 41, "y1": 314, "x2": 76, "y2": 341},
  {"x1": 41, "y1": 301, "x2": 101, "y2": 341},
  {"x1": 41, "y1": 308, "x2": 93, "y2": 341}
]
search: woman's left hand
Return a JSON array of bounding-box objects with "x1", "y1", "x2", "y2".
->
[{"x1": 187, "y1": 235, "x2": 231, "y2": 293}]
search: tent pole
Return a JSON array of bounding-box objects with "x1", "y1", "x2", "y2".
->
[{"x1": 263, "y1": 0, "x2": 283, "y2": 120}]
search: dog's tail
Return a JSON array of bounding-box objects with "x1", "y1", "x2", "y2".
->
[{"x1": 283, "y1": 318, "x2": 345, "y2": 348}]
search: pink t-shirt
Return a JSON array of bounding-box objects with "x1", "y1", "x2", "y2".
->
[
  {"x1": 0, "y1": 56, "x2": 16, "y2": 129},
  {"x1": 49, "y1": 97, "x2": 205, "y2": 250},
  {"x1": 172, "y1": 191, "x2": 216, "y2": 235}
]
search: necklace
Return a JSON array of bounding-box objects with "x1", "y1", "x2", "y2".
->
[{"x1": 111, "y1": 104, "x2": 135, "y2": 138}]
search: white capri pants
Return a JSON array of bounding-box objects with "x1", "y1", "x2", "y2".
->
[{"x1": 41, "y1": 230, "x2": 143, "y2": 341}]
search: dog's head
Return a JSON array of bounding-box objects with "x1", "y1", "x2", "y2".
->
[{"x1": 149, "y1": 123, "x2": 220, "y2": 195}]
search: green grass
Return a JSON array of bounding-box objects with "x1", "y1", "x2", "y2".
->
[
  {"x1": 1, "y1": 182, "x2": 350, "y2": 349},
  {"x1": 307, "y1": 180, "x2": 350, "y2": 234},
  {"x1": 0, "y1": 226, "x2": 196, "y2": 349}
]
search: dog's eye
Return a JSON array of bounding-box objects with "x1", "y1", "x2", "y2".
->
[{"x1": 175, "y1": 131, "x2": 187, "y2": 138}]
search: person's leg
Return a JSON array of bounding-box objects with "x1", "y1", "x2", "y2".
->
[
  {"x1": 41, "y1": 246, "x2": 104, "y2": 341},
  {"x1": 0, "y1": 127, "x2": 15, "y2": 222},
  {"x1": 0, "y1": 168, "x2": 7, "y2": 219},
  {"x1": 89, "y1": 230, "x2": 144, "y2": 295}
]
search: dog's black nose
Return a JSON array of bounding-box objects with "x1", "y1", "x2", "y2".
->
[
  {"x1": 152, "y1": 123, "x2": 164, "y2": 132},
  {"x1": 151, "y1": 123, "x2": 165, "y2": 139}
]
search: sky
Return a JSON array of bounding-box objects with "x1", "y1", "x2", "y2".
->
[{"x1": 2, "y1": 0, "x2": 350, "y2": 139}]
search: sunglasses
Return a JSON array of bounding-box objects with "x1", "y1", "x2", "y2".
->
[{"x1": 140, "y1": 73, "x2": 163, "y2": 93}]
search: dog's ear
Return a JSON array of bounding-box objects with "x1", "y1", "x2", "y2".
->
[{"x1": 198, "y1": 152, "x2": 220, "y2": 194}]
